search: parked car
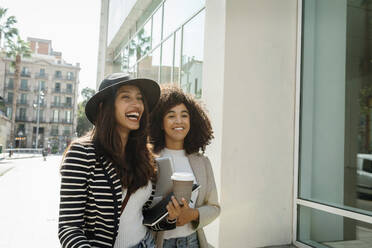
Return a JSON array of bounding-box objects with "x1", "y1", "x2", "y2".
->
[{"x1": 357, "y1": 153, "x2": 372, "y2": 199}]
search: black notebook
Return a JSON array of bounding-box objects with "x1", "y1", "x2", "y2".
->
[{"x1": 143, "y1": 184, "x2": 201, "y2": 227}]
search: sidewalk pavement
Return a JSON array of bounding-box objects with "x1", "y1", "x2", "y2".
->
[{"x1": 0, "y1": 153, "x2": 42, "y2": 176}]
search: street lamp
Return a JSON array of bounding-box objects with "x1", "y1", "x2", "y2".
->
[{"x1": 33, "y1": 83, "x2": 45, "y2": 149}]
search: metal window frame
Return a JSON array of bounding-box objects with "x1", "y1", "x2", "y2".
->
[{"x1": 293, "y1": 1, "x2": 372, "y2": 247}]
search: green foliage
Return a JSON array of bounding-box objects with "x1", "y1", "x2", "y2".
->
[
  {"x1": 76, "y1": 87, "x2": 95, "y2": 137},
  {"x1": 5, "y1": 35, "x2": 31, "y2": 60},
  {"x1": 0, "y1": 7, "x2": 18, "y2": 46}
]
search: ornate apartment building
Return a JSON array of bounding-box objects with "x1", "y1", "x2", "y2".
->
[{"x1": 0, "y1": 37, "x2": 80, "y2": 152}]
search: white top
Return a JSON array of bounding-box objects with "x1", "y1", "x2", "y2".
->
[
  {"x1": 114, "y1": 181, "x2": 152, "y2": 248},
  {"x1": 161, "y1": 148, "x2": 199, "y2": 240}
]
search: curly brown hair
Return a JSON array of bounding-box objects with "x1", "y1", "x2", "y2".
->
[
  {"x1": 92, "y1": 85, "x2": 156, "y2": 194},
  {"x1": 150, "y1": 85, "x2": 213, "y2": 154}
]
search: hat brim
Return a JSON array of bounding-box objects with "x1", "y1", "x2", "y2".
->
[{"x1": 85, "y1": 78, "x2": 160, "y2": 124}]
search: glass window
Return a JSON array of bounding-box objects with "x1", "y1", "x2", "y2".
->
[
  {"x1": 66, "y1": 110, "x2": 71, "y2": 123},
  {"x1": 55, "y1": 82, "x2": 61, "y2": 92},
  {"x1": 20, "y1": 94, "x2": 27, "y2": 104},
  {"x1": 135, "y1": 20, "x2": 152, "y2": 61},
  {"x1": 298, "y1": 205, "x2": 372, "y2": 247},
  {"x1": 67, "y1": 72, "x2": 74, "y2": 80},
  {"x1": 19, "y1": 108, "x2": 26, "y2": 119},
  {"x1": 7, "y1": 92, "x2": 13, "y2": 103},
  {"x1": 39, "y1": 81, "x2": 46, "y2": 91},
  {"x1": 40, "y1": 68, "x2": 45, "y2": 76},
  {"x1": 66, "y1": 97, "x2": 72, "y2": 107},
  {"x1": 121, "y1": 45, "x2": 129, "y2": 72},
  {"x1": 180, "y1": 10, "x2": 205, "y2": 97},
  {"x1": 298, "y1": 0, "x2": 372, "y2": 234},
  {"x1": 55, "y1": 70, "x2": 62, "y2": 78},
  {"x1": 20, "y1": 79, "x2": 28, "y2": 90},
  {"x1": 6, "y1": 107, "x2": 12, "y2": 118},
  {"x1": 173, "y1": 29, "x2": 181, "y2": 84},
  {"x1": 53, "y1": 110, "x2": 59, "y2": 122},
  {"x1": 152, "y1": 6, "x2": 163, "y2": 48},
  {"x1": 137, "y1": 46, "x2": 160, "y2": 82},
  {"x1": 66, "y1": 84, "x2": 72, "y2": 93},
  {"x1": 160, "y1": 35, "x2": 174, "y2": 84},
  {"x1": 8, "y1": 78, "x2": 14, "y2": 89},
  {"x1": 163, "y1": 0, "x2": 205, "y2": 39}
]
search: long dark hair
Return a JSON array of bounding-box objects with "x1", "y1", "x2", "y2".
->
[
  {"x1": 150, "y1": 85, "x2": 214, "y2": 154},
  {"x1": 92, "y1": 85, "x2": 156, "y2": 193}
]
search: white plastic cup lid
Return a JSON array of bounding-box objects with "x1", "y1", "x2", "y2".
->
[{"x1": 171, "y1": 172, "x2": 194, "y2": 181}]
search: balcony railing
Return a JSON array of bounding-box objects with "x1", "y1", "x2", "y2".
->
[
  {"x1": 52, "y1": 88, "x2": 61, "y2": 93},
  {"x1": 54, "y1": 74, "x2": 63, "y2": 79},
  {"x1": 50, "y1": 130, "x2": 59, "y2": 136},
  {"x1": 21, "y1": 72, "x2": 31, "y2": 77},
  {"x1": 63, "y1": 89, "x2": 74, "y2": 94},
  {"x1": 33, "y1": 101, "x2": 47, "y2": 107},
  {"x1": 6, "y1": 70, "x2": 15, "y2": 75},
  {"x1": 63, "y1": 130, "x2": 71, "y2": 136},
  {"x1": 34, "y1": 87, "x2": 48, "y2": 93},
  {"x1": 61, "y1": 119, "x2": 72, "y2": 124},
  {"x1": 19, "y1": 86, "x2": 30, "y2": 92},
  {"x1": 65, "y1": 76, "x2": 75, "y2": 81},
  {"x1": 15, "y1": 116, "x2": 28, "y2": 122},
  {"x1": 35, "y1": 73, "x2": 49, "y2": 79},
  {"x1": 32, "y1": 117, "x2": 45, "y2": 122},
  {"x1": 51, "y1": 102, "x2": 63, "y2": 108},
  {"x1": 17, "y1": 100, "x2": 28, "y2": 106}
]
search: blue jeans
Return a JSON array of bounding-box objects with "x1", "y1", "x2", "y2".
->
[
  {"x1": 163, "y1": 232, "x2": 199, "y2": 248},
  {"x1": 131, "y1": 230, "x2": 155, "y2": 248}
]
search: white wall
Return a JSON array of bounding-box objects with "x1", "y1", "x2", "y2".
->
[{"x1": 203, "y1": 0, "x2": 298, "y2": 247}]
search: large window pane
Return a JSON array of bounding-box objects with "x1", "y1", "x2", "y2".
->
[
  {"x1": 180, "y1": 10, "x2": 205, "y2": 98},
  {"x1": 163, "y1": 0, "x2": 205, "y2": 39},
  {"x1": 173, "y1": 29, "x2": 181, "y2": 84},
  {"x1": 137, "y1": 47, "x2": 160, "y2": 82},
  {"x1": 152, "y1": 6, "x2": 162, "y2": 48},
  {"x1": 160, "y1": 35, "x2": 174, "y2": 84},
  {"x1": 299, "y1": 0, "x2": 372, "y2": 215},
  {"x1": 298, "y1": 205, "x2": 372, "y2": 247},
  {"x1": 135, "y1": 20, "x2": 152, "y2": 61}
]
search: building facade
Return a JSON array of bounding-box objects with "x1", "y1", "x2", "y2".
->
[
  {"x1": 0, "y1": 37, "x2": 80, "y2": 152},
  {"x1": 97, "y1": 0, "x2": 372, "y2": 247}
]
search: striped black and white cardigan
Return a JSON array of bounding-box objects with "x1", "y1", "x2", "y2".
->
[{"x1": 58, "y1": 142, "x2": 176, "y2": 248}]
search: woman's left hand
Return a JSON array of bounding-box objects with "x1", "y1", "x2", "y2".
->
[{"x1": 176, "y1": 198, "x2": 199, "y2": 226}]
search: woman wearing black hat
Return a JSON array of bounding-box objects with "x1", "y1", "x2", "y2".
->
[{"x1": 58, "y1": 73, "x2": 181, "y2": 248}]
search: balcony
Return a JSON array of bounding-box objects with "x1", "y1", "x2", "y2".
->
[
  {"x1": 52, "y1": 88, "x2": 61, "y2": 94},
  {"x1": 34, "y1": 87, "x2": 48, "y2": 93},
  {"x1": 5, "y1": 99, "x2": 13, "y2": 104},
  {"x1": 19, "y1": 86, "x2": 30, "y2": 92},
  {"x1": 32, "y1": 117, "x2": 45, "y2": 123},
  {"x1": 21, "y1": 72, "x2": 31, "y2": 77},
  {"x1": 50, "y1": 130, "x2": 59, "y2": 136},
  {"x1": 15, "y1": 116, "x2": 28, "y2": 122},
  {"x1": 63, "y1": 130, "x2": 71, "y2": 136},
  {"x1": 16, "y1": 100, "x2": 28, "y2": 106},
  {"x1": 54, "y1": 74, "x2": 63, "y2": 80},
  {"x1": 63, "y1": 89, "x2": 74, "y2": 94},
  {"x1": 61, "y1": 119, "x2": 72, "y2": 124},
  {"x1": 65, "y1": 76, "x2": 75, "y2": 81},
  {"x1": 50, "y1": 102, "x2": 62, "y2": 108},
  {"x1": 33, "y1": 101, "x2": 47, "y2": 108},
  {"x1": 62, "y1": 102, "x2": 73, "y2": 108},
  {"x1": 35, "y1": 73, "x2": 49, "y2": 79}
]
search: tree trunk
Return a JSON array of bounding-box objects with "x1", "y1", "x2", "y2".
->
[{"x1": 9, "y1": 54, "x2": 21, "y2": 148}]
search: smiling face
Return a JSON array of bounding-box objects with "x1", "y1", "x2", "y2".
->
[
  {"x1": 114, "y1": 85, "x2": 144, "y2": 135},
  {"x1": 162, "y1": 103, "x2": 190, "y2": 149}
]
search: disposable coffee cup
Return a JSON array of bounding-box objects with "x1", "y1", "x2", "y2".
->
[{"x1": 171, "y1": 172, "x2": 194, "y2": 204}]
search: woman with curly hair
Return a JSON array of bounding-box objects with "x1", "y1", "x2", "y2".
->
[
  {"x1": 150, "y1": 86, "x2": 220, "y2": 248},
  {"x1": 58, "y1": 73, "x2": 181, "y2": 248}
]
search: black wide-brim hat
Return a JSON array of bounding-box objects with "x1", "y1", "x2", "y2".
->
[{"x1": 85, "y1": 73, "x2": 160, "y2": 124}]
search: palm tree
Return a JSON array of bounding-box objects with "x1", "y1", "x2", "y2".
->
[
  {"x1": 0, "y1": 8, "x2": 18, "y2": 48},
  {"x1": 6, "y1": 36, "x2": 31, "y2": 148}
]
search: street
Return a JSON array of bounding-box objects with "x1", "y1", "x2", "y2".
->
[{"x1": 0, "y1": 155, "x2": 63, "y2": 248}]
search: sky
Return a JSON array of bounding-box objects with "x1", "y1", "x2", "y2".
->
[{"x1": 0, "y1": 0, "x2": 101, "y2": 101}]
